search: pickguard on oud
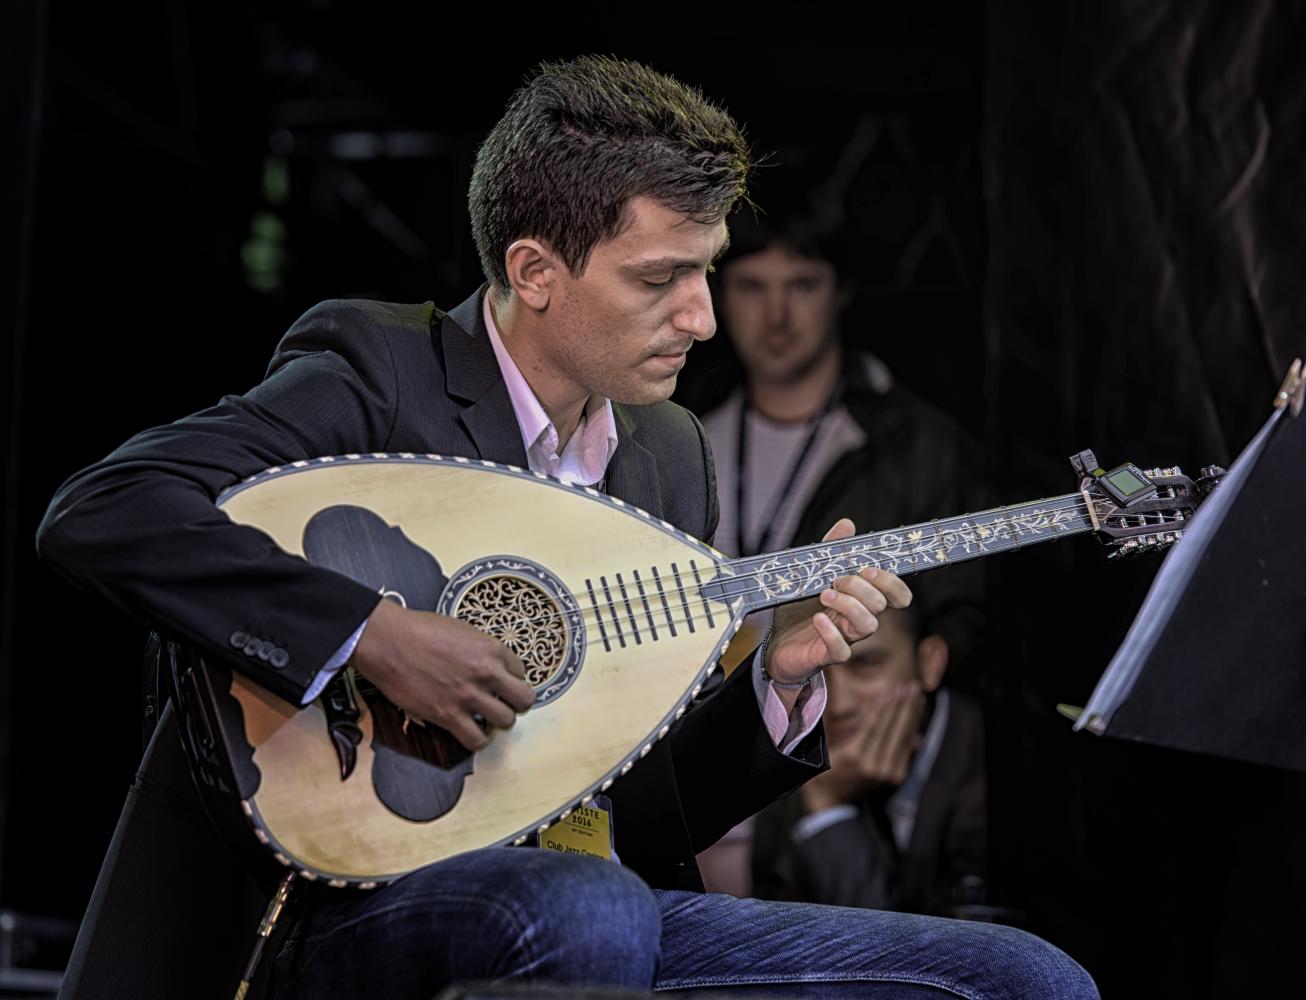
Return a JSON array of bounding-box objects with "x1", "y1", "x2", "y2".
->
[{"x1": 302, "y1": 503, "x2": 471, "y2": 822}]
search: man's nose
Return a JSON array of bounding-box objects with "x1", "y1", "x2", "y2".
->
[
  {"x1": 675, "y1": 274, "x2": 716, "y2": 341},
  {"x1": 763, "y1": 287, "x2": 790, "y2": 327}
]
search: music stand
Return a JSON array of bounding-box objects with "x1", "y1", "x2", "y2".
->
[{"x1": 1075, "y1": 362, "x2": 1306, "y2": 773}]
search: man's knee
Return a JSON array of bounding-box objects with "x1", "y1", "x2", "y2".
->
[
  {"x1": 964, "y1": 923, "x2": 1098, "y2": 1000},
  {"x1": 510, "y1": 851, "x2": 661, "y2": 966},
  {"x1": 446, "y1": 849, "x2": 661, "y2": 983}
]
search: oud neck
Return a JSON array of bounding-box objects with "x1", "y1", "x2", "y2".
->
[{"x1": 704, "y1": 492, "x2": 1096, "y2": 614}]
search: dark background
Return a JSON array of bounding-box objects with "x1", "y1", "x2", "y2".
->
[{"x1": 4, "y1": 2, "x2": 1306, "y2": 996}]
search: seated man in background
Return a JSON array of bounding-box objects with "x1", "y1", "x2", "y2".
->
[{"x1": 751, "y1": 604, "x2": 987, "y2": 915}]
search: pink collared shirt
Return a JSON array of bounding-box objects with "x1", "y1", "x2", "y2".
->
[{"x1": 482, "y1": 296, "x2": 619, "y2": 486}]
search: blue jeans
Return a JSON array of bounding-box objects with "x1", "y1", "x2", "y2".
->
[{"x1": 270, "y1": 848, "x2": 1097, "y2": 999}]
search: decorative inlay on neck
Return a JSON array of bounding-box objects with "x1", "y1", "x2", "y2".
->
[{"x1": 700, "y1": 494, "x2": 1098, "y2": 613}]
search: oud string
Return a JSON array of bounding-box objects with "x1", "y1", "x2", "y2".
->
[{"x1": 432, "y1": 498, "x2": 1191, "y2": 635}]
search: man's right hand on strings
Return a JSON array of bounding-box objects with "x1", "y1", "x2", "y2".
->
[{"x1": 349, "y1": 597, "x2": 536, "y2": 750}]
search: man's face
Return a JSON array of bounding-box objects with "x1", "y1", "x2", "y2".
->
[
  {"x1": 718, "y1": 243, "x2": 844, "y2": 385},
  {"x1": 538, "y1": 195, "x2": 728, "y2": 406},
  {"x1": 823, "y1": 610, "x2": 925, "y2": 750}
]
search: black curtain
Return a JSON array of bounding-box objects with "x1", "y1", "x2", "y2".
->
[{"x1": 983, "y1": 2, "x2": 1306, "y2": 996}]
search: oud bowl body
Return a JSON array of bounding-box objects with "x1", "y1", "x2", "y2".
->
[{"x1": 214, "y1": 455, "x2": 741, "y2": 884}]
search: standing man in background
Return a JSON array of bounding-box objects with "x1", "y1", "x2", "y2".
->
[{"x1": 697, "y1": 174, "x2": 989, "y2": 900}]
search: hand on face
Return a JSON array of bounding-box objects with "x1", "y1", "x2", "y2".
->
[
  {"x1": 765, "y1": 518, "x2": 913, "y2": 686},
  {"x1": 801, "y1": 680, "x2": 925, "y2": 812}
]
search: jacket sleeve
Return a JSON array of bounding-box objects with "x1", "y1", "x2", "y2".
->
[{"x1": 35, "y1": 300, "x2": 402, "y2": 704}]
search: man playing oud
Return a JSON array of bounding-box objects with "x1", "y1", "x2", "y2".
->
[{"x1": 39, "y1": 56, "x2": 1096, "y2": 999}]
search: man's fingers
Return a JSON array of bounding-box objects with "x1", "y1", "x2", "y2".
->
[
  {"x1": 865, "y1": 687, "x2": 921, "y2": 782},
  {"x1": 819, "y1": 587, "x2": 878, "y2": 641},
  {"x1": 821, "y1": 517, "x2": 857, "y2": 542},
  {"x1": 497, "y1": 647, "x2": 528, "y2": 680},
  {"x1": 860, "y1": 687, "x2": 912, "y2": 755},
  {"x1": 860, "y1": 687, "x2": 901, "y2": 762},
  {"x1": 492, "y1": 671, "x2": 537, "y2": 713},
  {"x1": 887, "y1": 686, "x2": 923, "y2": 749},
  {"x1": 857, "y1": 567, "x2": 913, "y2": 610},
  {"x1": 471, "y1": 691, "x2": 519, "y2": 731},
  {"x1": 812, "y1": 611, "x2": 851, "y2": 664},
  {"x1": 445, "y1": 713, "x2": 490, "y2": 752},
  {"x1": 833, "y1": 573, "x2": 890, "y2": 614}
]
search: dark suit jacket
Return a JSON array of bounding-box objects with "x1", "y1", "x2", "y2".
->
[
  {"x1": 39, "y1": 289, "x2": 825, "y2": 1000},
  {"x1": 751, "y1": 690, "x2": 986, "y2": 916}
]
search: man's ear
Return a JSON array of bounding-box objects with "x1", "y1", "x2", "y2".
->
[
  {"x1": 504, "y1": 239, "x2": 558, "y2": 311},
  {"x1": 916, "y1": 634, "x2": 949, "y2": 693}
]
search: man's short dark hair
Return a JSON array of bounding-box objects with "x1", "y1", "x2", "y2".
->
[{"x1": 469, "y1": 56, "x2": 751, "y2": 291}]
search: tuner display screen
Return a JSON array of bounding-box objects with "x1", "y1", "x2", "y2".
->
[{"x1": 1106, "y1": 467, "x2": 1150, "y2": 497}]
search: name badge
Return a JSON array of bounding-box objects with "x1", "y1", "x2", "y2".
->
[{"x1": 540, "y1": 797, "x2": 615, "y2": 862}]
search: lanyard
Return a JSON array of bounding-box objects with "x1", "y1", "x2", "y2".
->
[{"x1": 734, "y1": 381, "x2": 842, "y2": 557}]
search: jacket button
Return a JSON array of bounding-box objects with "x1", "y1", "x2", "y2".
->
[
  {"x1": 269, "y1": 648, "x2": 290, "y2": 669},
  {"x1": 243, "y1": 636, "x2": 262, "y2": 656},
  {"x1": 229, "y1": 630, "x2": 248, "y2": 649},
  {"x1": 256, "y1": 640, "x2": 275, "y2": 661}
]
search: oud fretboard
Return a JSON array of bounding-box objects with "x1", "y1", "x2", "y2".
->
[{"x1": 699, "y1": 492, "x2": 1097, "y2": 613}]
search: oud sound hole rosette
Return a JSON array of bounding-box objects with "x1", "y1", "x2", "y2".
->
[{"x1": 438, "y1": 556, "x2": 586, "y2": 705}]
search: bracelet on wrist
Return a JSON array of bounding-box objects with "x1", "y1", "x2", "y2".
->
[{"x1": 757, "y1": 626, "x2": 818, "y2": 690}]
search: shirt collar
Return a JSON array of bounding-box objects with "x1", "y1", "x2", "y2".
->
[{"x1": 481, "y1": 293, "x2": 619, "y2": 483}]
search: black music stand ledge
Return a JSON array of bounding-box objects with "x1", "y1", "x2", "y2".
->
[{"x1": 1075, "y1": 362, "x2": 1306, "y2": 773}]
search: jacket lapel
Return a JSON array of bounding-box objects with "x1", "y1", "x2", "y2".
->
[
  {"x1": 605, "y1": 405, "x2": 663, "y2": 520},
  {"x1": 441, "y1": 287, "x2": 663, "y2": 518},
  {"x1": 440, "y1": 288, "x2": 529, "y2": 468}
]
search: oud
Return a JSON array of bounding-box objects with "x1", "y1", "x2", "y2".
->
[{"x1": 170, "y1": 449, "x2": 1220, "y2": 888}]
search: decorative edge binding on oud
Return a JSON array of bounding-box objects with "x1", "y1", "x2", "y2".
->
[{"x1": 220, "y1": 452, "x2": 737, "y2": 889}]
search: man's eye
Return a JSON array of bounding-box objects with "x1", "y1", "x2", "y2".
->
[{"x1": 644, "y1": 276, "x2": 674, "y2": 287}]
